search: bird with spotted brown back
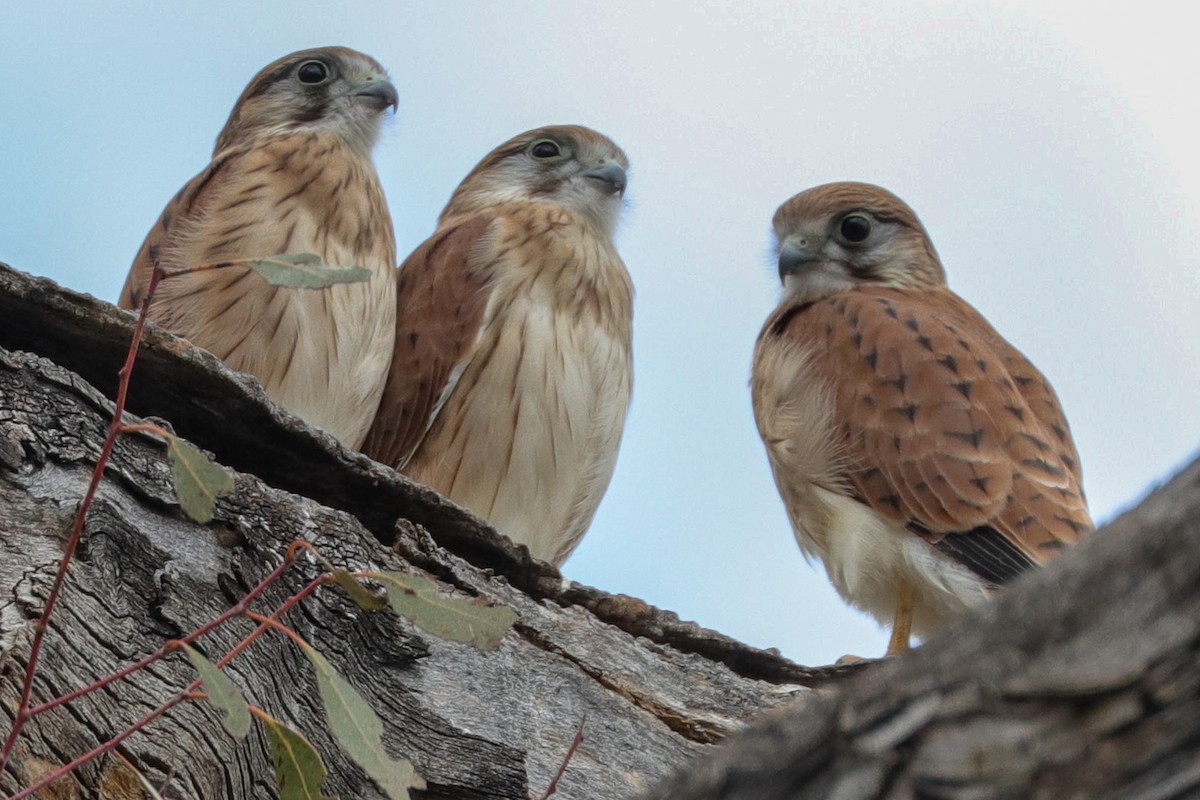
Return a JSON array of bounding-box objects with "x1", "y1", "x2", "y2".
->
[
  {"x1": 362, "y1": 125, "x2": 633, "y2": 567},
  {"x1": 118, "y1": 47, "x2": 399, "y2": 449},
  {"x1": 751, "y1": 181, "x2": 1092, "y2": 656}
]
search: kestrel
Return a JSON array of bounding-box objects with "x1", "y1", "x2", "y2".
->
[
  {"x1": 751, "y1": 182, "x2": 1092, "y2": 654},
  {"x1": 362, "y1": 125, "x2": 633, "y2": 566},
  {"x1": 119, "y1": 47, "x2": 399, "y2": 449}
]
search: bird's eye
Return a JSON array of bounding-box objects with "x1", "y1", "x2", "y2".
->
[
  {"x1": 529, "y1": 140, "x2": 562, "y2": 159},
  {"x1": 839, "y1": 214, "x2": 872, "y2": 243},
  {"x1": 296, "y1": 60, "x2": 330, "y2": 85}
]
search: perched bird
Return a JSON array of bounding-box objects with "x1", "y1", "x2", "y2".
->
[
  {"x1": 119, "y1": 47, "x2": 399, "y2": 449},
  {"x1": 363, "y1": 125, "x2": 633, "y2": 566},
  {"x1": 751, "y1": 182, "x2": 1092, "y2": 654}
]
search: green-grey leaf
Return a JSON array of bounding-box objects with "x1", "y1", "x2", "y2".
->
[
  {"x1": 330, "y1": 569, "x2": 388, "y2": 612},
  {"x1": 247, "y1": 253, "x2": 372, "y2": 289},
  {"x1": 182, "y1": 643, "x2": 251, "y2": 738},
  {"x1": 167, "y1": 436, "x2": 234, "y2": 523},
  {"x1": 261, "y1": 713, "x2": 339, "y2": 800},
  {"x1": 377, "y1": 572, "x2": 517, "y2": 650},
  {"x1": 301, "y1": 644, "x2": 424, "y2": 799}
]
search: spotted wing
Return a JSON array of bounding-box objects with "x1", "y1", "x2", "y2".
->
[{"x1": 785, "y1": 287, "x2": 1092, "y2": 580}]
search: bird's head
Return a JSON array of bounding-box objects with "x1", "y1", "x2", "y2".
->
[
  {"x1": 215, "y1": 46, "x2": 398, "y2": 155},
  {"x1": 772, "y1": 182, "x2": 945, "y2": 303},
  {"x1": 441, "y1": 125, "x2": 629, "y2": 234}
]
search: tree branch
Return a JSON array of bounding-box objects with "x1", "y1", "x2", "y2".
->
[
  {"x1": 3, "y1": 260, "x2": 1194, "y2": 799},
  {"x1": 0, "y1": 262, "x2": 835, "y2": 798},
  {"x1": 641, "y1": 455, "x2": 1200, "y2": 799}
]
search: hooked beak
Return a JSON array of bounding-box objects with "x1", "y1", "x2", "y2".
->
[
  {"x1": 778, "y1": 239, "x2": 821, "y2": 280},
  {"x1": 353, "y1": 78, "x2": 399, "y2": 113},
  {"x1": 583, "y1": 163, "x2": 627, "y2": 197}
]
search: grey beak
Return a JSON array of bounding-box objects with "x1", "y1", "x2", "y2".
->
[
  {"x1": 354, "y1": 79, "x2": 399, "y2": 112},
  {"x1": 778, "y1": 240, "x2": 820, "y2": 279},
  {"x1": 583, "y1": 163, "x2": 627, "y2": 196}
]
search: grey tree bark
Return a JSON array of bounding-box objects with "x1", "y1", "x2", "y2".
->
[
  {"x1": 1, "y1": 262, "x2": 1196, "y2": 799},
  {"x1": 0, "y1": 263, "x2": 842, "y2": 799},
  {"x1": 641, "y1": 448, "x2": 1200, "y2": 799}
]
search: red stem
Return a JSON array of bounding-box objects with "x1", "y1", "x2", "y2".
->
[
  {"x1": 118, "y1": 422, "x2": 172, "y2": 438},
  {"x1": 218, "y1": 577, "x2": 323, "y2": 667},
  {"x1": 28, "y1": 553, "x2": 298, "y2": 716},
  {"x1": 0, "y1": 264, "x2": 163, "y2": 771},
  {"x1": 8, "y1": 576, "x2": 325, "y2": 799},
  {"x1": 538, "y1": 713, "x2": 587, "y2": 800},
  {"x1": 243, "y1": 611, "x2": 311, "y2": 649},
  {"x1": 7, "y1": 696, "x2": 186, "y2": 800}
]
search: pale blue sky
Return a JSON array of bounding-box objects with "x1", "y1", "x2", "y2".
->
[{"x1": 3, "y1": 1, "x2": 1197, "y2": 665}]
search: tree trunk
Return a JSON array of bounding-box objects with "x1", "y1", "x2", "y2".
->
[
  {"x1": 0, "y1": 262, "x2": 846, "y2": 799},
  {"x1": 642, "y1": 456, "x2": 1200, "y2": 799},
  {"x1": 1, "y1": 261, "x2": 1196, "y2": 799}
]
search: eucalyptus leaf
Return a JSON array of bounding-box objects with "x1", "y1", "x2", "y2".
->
[
  {"x1": 330, "y1": 569, "x2": 388, "y2": 611},
  {"x1": 246, "y1": 253, "x2": 372, "y2": 289},
  {"x1": 377, "y1": 571, "x2": 517, "y2": 650},
  {"x1": 301, "y1": 644, "x2": 425, "y2": 799},
  {"x1": 167, "y1": 436, "x2": 233, "y2": 523},
  {"x1": 261, "y1": 713, "x2": 339, "y2": 800},
  {"x1": 181, "y1": 643, "x2": 251, "y2": 738}
]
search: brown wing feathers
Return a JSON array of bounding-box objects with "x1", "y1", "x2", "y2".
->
[
  {"x1": 361, "y1": 214, "x2": 495, "y2": 469},
  {"x1": 780, "y1": 287, "x2": 1090, "y2": 577}
]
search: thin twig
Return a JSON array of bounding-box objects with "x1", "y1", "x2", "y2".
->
[
  {"x1": 243, "y1": 610, "x2": 311, "y2": 649},
  {"x1": 28, "y1": 553, "x2": 299, "y2": 717},
  {"x1": 214, "y1": 577, "x2": 323, "y2": 669},
  {"x1": 9, "y1": 576, "x2": 326, "y2": 799},
  {"x1": 118, "y1": 422, "x2": 173, "y2": 438},
  {"x1": 286, "y1": 539, "x2": 339, "y2": 575},
  {"x1": 159, "y1": 259, "x2": 253, "y2": 278},
  {"x1": 8, "y1": 696, "x2": 184, "y2": 800},
  {"x1": 538, "y1": 713, "x2": 587, "y2": 800},
  {"x1": 0, "y1": 262, "x2": 163, "y2": 771}
]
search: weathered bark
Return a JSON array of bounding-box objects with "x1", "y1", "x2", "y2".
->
[
  {"x1": 642, "y1": 458, "x2": 1200, "y2": 800},
  {"x1": 0, "y1": 263, "x2": 845, "y2": 799},
  {"x1": 0, "y1": 263, "x2": 849, "y2": 687},
  {"x1": 2, "y1": 261, "x2": 1197, "y2": 799}
]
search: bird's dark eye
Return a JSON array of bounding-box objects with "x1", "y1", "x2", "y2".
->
[
  {"x1": 529, "y1": 140, "x2": 562, "y2": 159},
  {"x1": 839, "y1": 214, "x2": 872, "y2": 243},
  {"x1": 296, "y1": 60, "x2": 330, "y2": 85}
]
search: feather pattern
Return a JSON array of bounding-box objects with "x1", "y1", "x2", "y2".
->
[
  {"x1": 752, "y1": 182, "x2": 1092, "y2": 642},
  {"x1": 363, "y1": 125, "x2": 633, "y2": 565},
  {"x1": 118, "y1": 47, "x2": 398, "y2": 448}
]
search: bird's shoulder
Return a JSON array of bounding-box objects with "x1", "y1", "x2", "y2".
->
[
  {"x1": 119, "y1": 149, "x2": 252, "y2": 308},
  {"x1": 362, "y1": 213, "x2": 498, "y2": 469},
  {"x1": 762, "y1": 285, "x2": 1091, "y2": 569}
]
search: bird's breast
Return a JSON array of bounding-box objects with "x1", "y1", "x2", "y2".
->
[
  {"x1": 751, "y1": 317, "x2": 844, "y2": 557},
  {"x1": 407, "y1": 223, "x2": 632, "y2": 563},
  {"x1": 150, "y1": 135, "x2": 396, "y2": 447},
  {"x1": 752, "y1": 312, "x2": 987, "y2": 635}
]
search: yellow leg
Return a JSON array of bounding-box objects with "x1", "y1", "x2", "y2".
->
[{"x1": 886, "y1": 578, "x2": 915, "y2": 656}]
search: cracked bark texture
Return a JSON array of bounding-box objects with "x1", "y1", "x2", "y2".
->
[
  {"x1": 642, "y1": 456, "x2": 1200, "y2": 800},
  {"x1": 2, "y1": 261, "x2": 1197, "y2": 799},
  {"x1": 0, "y1": 263, "x2": 844, "y2": 799}
]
